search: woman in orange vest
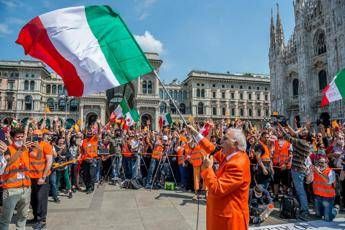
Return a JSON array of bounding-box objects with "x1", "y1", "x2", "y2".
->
[
  {"x1": 145, "y1": 136, "x2": 165, "y2": 189},
  {"x1": 121, "y1": 136, "x2": 133, "y2": 180},
  {"x1": 308, "y1": 157, "x2": 338, "y2": 222},
  {"x1": 176, "y1": 136, "x2": 189, "y2": 190},
  {"x1": 0, "y1": 127, "x2": 32, "y2": 230}
]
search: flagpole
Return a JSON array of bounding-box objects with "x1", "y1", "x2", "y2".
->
[{"x1": 153, "y1": 70, "x2": 188, "y2": 126}]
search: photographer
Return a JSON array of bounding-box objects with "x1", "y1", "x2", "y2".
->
[
  {"x1": 277, "y1": 123, "x2": 311, "y2": 220},
  {"x1": 145, "y1": 135, "x2": 164, "y2": 189},
  {"x1": 249, "y1": 184, "x2": 274, "y2": 224}
]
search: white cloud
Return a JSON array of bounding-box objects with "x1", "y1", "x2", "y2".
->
[
  {"x1": 135, "y1": 31, "x2": 163, "y2": 54},
  {"x1": 0, "y1": 24, "x2": 12, "y2": 36},
  {"x1": 134, "y1": 0, "x2": 158, "y2": 20}
]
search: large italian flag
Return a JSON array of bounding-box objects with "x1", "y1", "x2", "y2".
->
[
  {"x1": 16, "y1": 5, "x2": 153, "y2": 97},
  {"x1": 321, "y1": 69, "x2": 345, "y2": 107}
]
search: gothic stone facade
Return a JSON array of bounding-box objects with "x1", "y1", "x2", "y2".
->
[
  {"x1": 0, "y1": 60, "x2": 107, "y2": 128},
  {"x1": 269, "y1": 0, "x2": 345, "y2": 125}
]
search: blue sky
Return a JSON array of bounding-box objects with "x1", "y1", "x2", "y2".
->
[{"x1": 0, "y1": 0, "x2": 295, "y2": 81}]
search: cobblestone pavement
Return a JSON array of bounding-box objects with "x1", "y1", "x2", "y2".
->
[{"x1": 7, "y1": 184, "x2": 345, "y2": 230}]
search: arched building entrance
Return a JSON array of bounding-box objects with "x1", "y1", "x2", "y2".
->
[
  {"x1": 141, "y1": 114, "x2": 153, "y2": 130},
  {"x1": 86, "y1": 112, "x2": 98, "y2": 127}
]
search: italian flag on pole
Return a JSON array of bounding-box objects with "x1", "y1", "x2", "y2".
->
[
  {"x1": 321, "y1": 69, "x2": 345, "y2": 107},
  {"x1": 114, "y1": 99, "x2": 130, "y2": 119},
  {"x1": 125, "y1": 108, "x2": 140, "y2": 127},
  {"x1": 16, "y1": 5, "x2": 153, "y2": 97},
  {"x1": 159, "y1": 113, "x2": 172, "y2": 128}
]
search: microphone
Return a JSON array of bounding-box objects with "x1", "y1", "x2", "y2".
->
[{"x1": 209, "y1": 146, "x2": 222, "y2": 156}]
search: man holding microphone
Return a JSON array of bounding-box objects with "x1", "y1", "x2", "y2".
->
[{"x1": 188, "y1": 125, "x2": 251, "y2": 230}]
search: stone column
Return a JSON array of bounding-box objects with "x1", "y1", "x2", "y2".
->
[
  {"x1": 80, "y1": 104, "x2": 84, "y2": 129},
  {"x1": 100, "y1": 105, "x2": 106, "y2": 125}
]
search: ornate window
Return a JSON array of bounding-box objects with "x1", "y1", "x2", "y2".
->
[
  {"x1": 147, "y1": 80, "x2": 153, "y2": 94},
  {"x1": 222, "y1": 92, "x2": 225, "y2": 98},
  {"x1": 25, "y1": 95, "x2": 33, "y2": 111},
  {"x1": 231, "y1": 108, "x2": 235, "y2": 116},
  {"x1": 240, "y1": 109, "x2": 244, "y2": 117},
  {"x1": 58, "y1": 99, "x2": 66, "y2": 111},
  {"x1": 47, "y1": 98, "x2": 54, "y2": 111},
  {"x1": 201, "y1": 89, "x2": 205, "y2": 98},
  {"x1": 318, "y1": 70, "x2": 327, "y2": 91},
  {"x1": 24, "y1": 80, "x2": 29, "y2": 90},
  {"x1": 257, "y1": 109, "x2": 261, "y2": 117},
  {"x1": 240, "y1": 93, "x2": 243, "y2": 100},
  {"x1": 213, "y1": 92, "x2": 216, "y2": 98},
  {"x1": 52, "y1": 85, "x2": 57, "y2": 94},
  {"x1": 212, "y1": 107, "x2": 217, "y2": 115},
  {"x1": 197, "y1": 102, "x2": 204, "y2": 115},
  {"x1": 248, "y1": 93, "x2": 252, "y2": 100},
  {"x1": 292, "y1": 79, "x2": 299, "y2": 96},
  {"x1": 196, "y1": 89, "x2": 201, "y2": 97},
  {"x1": 70, "y1": 99, "x2": 79, "y2": 112},
  {"x1": 314, "y1": 30, "x2": 326, "y2": 55},
  {"x1": 30, "y1": 81, "x2": 35, "y2": 91},
  {"x1": 142, "y1": 80, "x2": 147, "y2": 94},
  {"x1": 160, "y1": 102, "x2": 167, "y2": 114},
  {"x1": 179, "y1": 103, "x2": 186, "y2": 114},
  {"x1": 58, "y1": 85, "x2": 63, "y2": 95},
  {"x1": 222, "y1": 107, "x2": 226, "y2": 116},
  {"x1": 248, "y1": 109, "x2": 252, "y2": 117},
  {"x1": 46, "y1": 84, "x2": 51, "y2": 94}
]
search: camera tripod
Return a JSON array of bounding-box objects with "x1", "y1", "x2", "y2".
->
[{"x1": 150, "y1": 150, "x2": 177, "y2": 191}]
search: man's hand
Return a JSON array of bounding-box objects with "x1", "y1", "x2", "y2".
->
[
  {"x1": 262, "y1": 168, "x2": 269, "y2": 175},
  {"x1": 202, "y1": 155, "x2": 214, "y2": 170},
  {"x1": 0, "y1": 140, "x2": 8, "y2": 154},
  {"x1": 37, "y1": 177, "x2": 46, "y2": 185}
]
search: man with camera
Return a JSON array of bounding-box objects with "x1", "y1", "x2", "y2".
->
[
  {"x1": 145, "y1": 135, "x2": 165, "y2": 189},
  {"x1": 277, "y1": 123, "x2": 311, "y2": 220}
]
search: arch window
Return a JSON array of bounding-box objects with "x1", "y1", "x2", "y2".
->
[
  {"x1": 147, "y1": 80, "x2": 153, "y2": 94},
  {"x1": 70, "y1": 99, "x2": 79, "y2": 112},
  {"x1": 292, "y1": 79, "x2": 299, "y2": 96},
  {"x1": 179, "y1": 103, "x2": 186, "y2": 114},
  {"x1": 24, "y1": 95, "x2": 33, "y2": 111},
  {"x1": 170, "y1": 103, "x2": 177, "y2": 114},
  {"x1": 201, "y1": 89, "x2": 205, "y2": 98},
  {"x1": 318, "y1": 70, "x2": 327, "y2": 91},
  {"x1": 314, "y1": 30, "x2": 327, "y2": 55},
  {"x1": 196, "y1": 89, "x2": 201, "y2": 97},
  {"x1": 46, "y1": 84, "x2": 51, "y2": 94},
  {"x1": 142, "y1": 80, "x2": 147, "y2": 94},
  {"x1": 160, "y1": 102, "x2": 167, "y2": 114},
  {"x1": 197, "y1": 102, "x2": 204, "y2": 115},
  {"x1": 248, "y1": 93, "x2": 252, "y2": 100},
  {"x1": 24, "y1": 80, "x2": 29, "y2": 90},
  {"x1": 58, "y1": 99, "x2": 66, "y2": 111},
  {"x1": 52, "y1": 85, "x2": 57, "y2": 94},
  {"x1": 30, "y1": 81, "x2": 35, "y2": 91},
  {"x1": 47, "y1": 98, "x2": 54, "y2": 111}
]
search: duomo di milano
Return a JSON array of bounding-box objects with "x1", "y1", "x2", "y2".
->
[{"x1": 1, "y1": 0, "x2": 344, "y2": 130}]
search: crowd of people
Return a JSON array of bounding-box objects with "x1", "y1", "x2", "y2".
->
[{"x1": 0, "y1": 115, "x2": 344, "y2": 229}]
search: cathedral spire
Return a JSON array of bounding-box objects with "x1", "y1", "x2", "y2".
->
[
  {"x1": 270, "y1": 8, "x2": 275, "y2": 49},
  {"x1": 276, "y1": 3, "x2": 284, "y2": 47}
]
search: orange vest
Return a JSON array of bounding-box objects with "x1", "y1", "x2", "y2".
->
[
  {"x1": 29, "y1": 141, "x2": 53, "y2": 179},
  {"x1": 2, "y1": 145, "x2": 31, "y2": 189},
  {"x1": 152, "y1": 143, "x2": 163, "y2": 160},
  {"x1": 177, "y1": 145, "x2": 185, "y2": 165},
  {"x1": 81, "y1": 136, "x2": 98, "y2": 160},
  {"x1": 313, "y1": 167, "x2": 336, "y2": 198},
  {"x1": 259, "y1": 141, "x2": 271, "y2": 161},
  {"x1": 190, "y1": 145, "x2": 206, "y2": 167},
  {"x1": 122, "y1": 142, "x2": 132, "y2": 158},
  {"x1": 273, "y1": 140, "x2": 291, "y2": 168}
]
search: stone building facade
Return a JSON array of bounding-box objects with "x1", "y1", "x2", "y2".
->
[
  {"x1": 0, "y1": 60, "x2": 107, "y2": 128},
  {"x1": 107, "y1": 53, "x2": 270, "y2": 130},
  {"x1": 269, "y1": 0, "x2": 345, "y2": 125}
]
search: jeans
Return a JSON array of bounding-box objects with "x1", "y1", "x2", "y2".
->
[
  {"x1": 81, "y1": 160, "x2": 97, "y2": 191},
  {"x1": 146, "y1": 159, "x2": 159, "y2": 185},
  {"x1": 179, "y1": 165, "x2": 188, "y2": 188},
  {"x1": 131, "y1": 154, "x2": 140, "y2": 180},
  {"x1": 314, "y1": 196, "x2": 337, "y2": 222},
  {"x1": 291, "y1": 169, "x2": 309, "y2": 214},
  {"x1": 49, "y1": 171, "x2": 58, "y2": 198},
  {"x1": 95, "y1": 159, "x2": 101, "y2": 183},
  {"x1": 0, "y1": 187, "x2": 31, "y2": 230},
  {"x1": 111, "y1": 155, "x2": 122, "y2": 179},
  {"x1": 31, "y1": 178, "x2": 50, "y2": 223}
]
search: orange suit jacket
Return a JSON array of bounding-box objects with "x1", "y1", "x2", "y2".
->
[{"x1": 200, "y1": 138, "x2": 251, "y2": 230}]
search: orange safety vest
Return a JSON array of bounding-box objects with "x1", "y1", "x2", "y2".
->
[
  {"x1": 2, "y1": 145, "x2": 31, "y2": 189},
  {"x1": 81, "y1": 136, "x2": 98, "y2": 160},
  {"x1": 152, "y1": 144, "x2": 163, "y2": 160},
  {"x1": 177, "y1": 145, "x2": 185, "y2": 165},
  {"x1": 29, "y1": 141, "x2": 53, "y2": 179},
  {"x1": 273, "y1": 140, "x2": 291, "y2": 168},
  {"x1": 190, "y1": 145, "x2": 206, "y2": 167},
  {"x1": 313, "y1": 167, "x2": 336, "y2": 198},
  {"x1": 259, "y1": 141, "x2": 271, "y2": 161},
  {"x1": 122, "y1": 142, "x2": 132, "y2": 158}
]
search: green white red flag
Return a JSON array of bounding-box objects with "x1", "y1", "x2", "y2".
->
[
  {"x1": 159, "y1": 113, "x2": 172, "y2": 128},
  {"x1": 321, "y1": 69, "x2": 345, "y2": 107},
  {"x1": 16, "y1": 5, "x2": 153, "y2": 97},
  {"x1": 114, "y1": 99, "x2": 130, "y2": 119},
  {"x1": 125, "y1": 108, "x2": 140, "y2": 127}
]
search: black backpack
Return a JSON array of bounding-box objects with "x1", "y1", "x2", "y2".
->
[{"x1": 279, "y1": 196, "x2": 299, "y2": 219}]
